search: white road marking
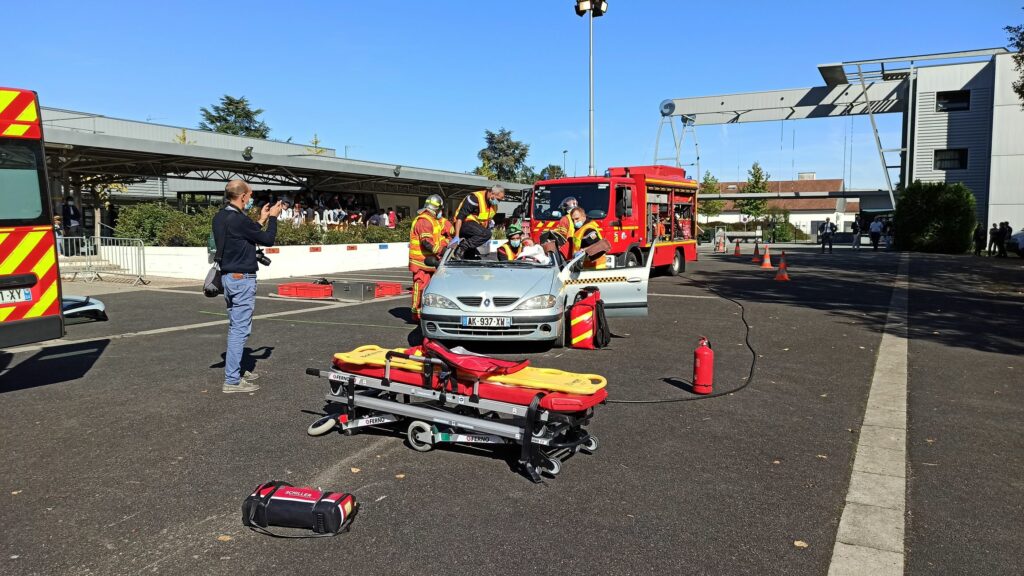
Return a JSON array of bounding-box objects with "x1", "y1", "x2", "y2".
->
[
  {"x1": 649, "y1": 293, "x2": 718, "y2": 300},
  {"x1": 828, "y1": 253, "x2": 908, "y2": 576}
]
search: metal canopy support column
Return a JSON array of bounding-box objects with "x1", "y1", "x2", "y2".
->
[{"x1": 653, "y1": 115, "x2": 700, "y2": 180}]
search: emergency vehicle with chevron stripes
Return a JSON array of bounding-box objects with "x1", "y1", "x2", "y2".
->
[
  {"x1": 0, "y1": 87, "x2": 64, "y2": 348},
  {"x1": 530, "y1": 165, "x2": 699, "y2": 276}
]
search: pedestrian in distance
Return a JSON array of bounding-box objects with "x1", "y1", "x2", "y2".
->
[
  {"x1": 61, "y1": 195, "x2": 83, "y2": 238},
  {"x1": 211, "y1": 179, "x2": 283, "y2": 393},
  {"x1": 53, "y1": 216, "x2": 64, "y2": 256},
  {"x1": 996, "y1": 222, "x2": 1009, "y2": 258},
  {"x1": 818, "y1": 217, "x2": 837, "y2": 254},
  {"x1": 987, "y1": 223, "x2": 999, "y2": 256},
  {"x1": 851, "y1": 217, "x2": 862, "y2": 250},
  {"x1": 973, "y1": 224, "x2": 987, "y2": 256},
  {"x1": 869, "y1": 217, "x2": 884, "y2": 251}
]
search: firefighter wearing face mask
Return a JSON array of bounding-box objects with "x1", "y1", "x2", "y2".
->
[
  {"x1": 550, "y1": 196, "x2": 579, "y2": 257},
  {"x1": 570, "y1": 207, "x2": 607, "y2": 269},
  {"x1": 409, "y1": 194, "x2": 449, "y2": 322},
  {"x1": 497, "y1": 223, "x2": 525, "y2": 261},
  {"x1": 453, "y1": 185, "x2": 504, "y2": 259}
]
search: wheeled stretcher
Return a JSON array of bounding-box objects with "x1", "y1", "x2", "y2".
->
[{"x1": 305, "y1": 338, "x2": 606, "y2": 481}]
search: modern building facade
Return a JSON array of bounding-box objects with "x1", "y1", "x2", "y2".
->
[{"x1": 660, "y1": 48, "x2": 1024, "y2": 228}]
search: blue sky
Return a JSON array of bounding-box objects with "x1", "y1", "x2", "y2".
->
[{"x1": 8, "y1": 1, "x2": 1021, "y2": 188}]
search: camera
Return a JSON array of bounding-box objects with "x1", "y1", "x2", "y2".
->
[{"x1": 256, "y1": 248, "x2": 272, "y2": 267}]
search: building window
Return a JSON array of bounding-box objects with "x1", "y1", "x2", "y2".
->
[
  {"x1": 935, "y1": 90, "x2": 970, "y2": 112},
  {"x1": 933, "y1": 149, "x2": 968, "y2": 170}
]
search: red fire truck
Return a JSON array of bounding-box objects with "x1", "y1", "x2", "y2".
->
[
  {"x1": 0, "y1": 87, "x2": 64, "y2": 349},
  {"x1": 529, "y1": 165, "x2": 699, "y2": 274}
]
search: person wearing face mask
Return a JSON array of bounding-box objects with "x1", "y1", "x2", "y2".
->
[
  {"x1": 453, "y1": 185, "x2": 505, "y2": 259},
  {"x1": 548, "y1": 196, "x2": 580, "y2": 259},
  {"x1": 497, "y1": 223, "x2": 525, "y2": 261},
  {"x1": 212, "y1": 180, "x2": 283, "y2": 393},
  {"x1": 570, "y1": 207, "x2": 607, "y2": 269},
  {"x1": 408, "y1": 195, "x2": 450, "y2": 322}
]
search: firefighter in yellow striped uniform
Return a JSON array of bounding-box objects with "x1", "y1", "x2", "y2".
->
[
  {"x1": 409, "y1": 195, "x2": 449, "y2": 322},
  {"x1": 453, "y1": 186, "x2": 504, "y2": 259},
  {"x1": 496, "y1": 223, "x2": 525, "y2": 261},
  {"x1": 570, "y1": 207, "x2": 607, "y2": 269}
]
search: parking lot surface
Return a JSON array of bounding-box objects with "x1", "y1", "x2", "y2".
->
[{"x1": 1, "y1": 248, "x2": 1020, "y2": 575}]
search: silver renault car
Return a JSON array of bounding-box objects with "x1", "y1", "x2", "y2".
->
[{"x1": 420, "y1": 243, "x2": 654, "y2": 347}]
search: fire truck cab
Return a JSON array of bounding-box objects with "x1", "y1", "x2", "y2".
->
[{"x1": 529, "y1": 165, "x2": 698, "y2": 275}]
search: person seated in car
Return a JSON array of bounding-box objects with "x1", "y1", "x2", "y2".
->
[{"x1": 497, "y1": 223, "x2": 525, "y2": 261}]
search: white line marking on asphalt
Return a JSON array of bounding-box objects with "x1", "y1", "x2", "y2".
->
[
  {"x1": 827, "y1": 253, "x2": 908, "y2": 576},
  {"x1": 2, "y1": 301, "x2": 358, "y2": 354},
  {"x1": 145, "y1": 287, "x2": 307, "y2": 302}
]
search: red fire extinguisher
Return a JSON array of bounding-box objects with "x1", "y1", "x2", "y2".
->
[{"x1": 693, "y1": 337, "x2": 714, "y2": 395}]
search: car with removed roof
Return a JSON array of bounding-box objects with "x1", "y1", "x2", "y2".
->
[{"x1": 420, "y1": 242, "x2": 654, "y2": 347}]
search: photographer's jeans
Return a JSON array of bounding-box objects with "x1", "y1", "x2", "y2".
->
[{"x1": 223, "y1": 274, "x2": 257, "y2": 386}]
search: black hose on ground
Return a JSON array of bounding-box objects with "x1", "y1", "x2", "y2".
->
[{"x1": 606, "y1": 282, "x2": 758, "y2": 404}]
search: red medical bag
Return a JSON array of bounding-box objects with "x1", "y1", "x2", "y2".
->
[
  {"x1": 242, "y1": 481, "x2": 357, "y2": 537},
  {"x1": 569, "y1": 287, "x2": 611, "y2": 350}
]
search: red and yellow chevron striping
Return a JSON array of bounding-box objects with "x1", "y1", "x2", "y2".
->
[
  {"x1": 0, "y1": 87, "x2": 41, "y2": 139},
  {"x1": 0, "y1": 226, "x2": 60, "y2": 322}
]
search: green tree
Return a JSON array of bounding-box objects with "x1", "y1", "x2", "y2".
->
[
  {"x1": 736, "y1": 162, "x2": 770, "y2": 223},
  {"x1": 538, "y1": 164, "x2": 567, "y2": 181},
  {"x1": 697, "y1": 171, "x2": 725, "y2": 220},
  {"x1": 472, "y1": 157, "x2": 497, "y2": 179},
  {"x1": 476, "y1": 128, "x2": 530, "y2": 182},
  {"x1": 894, "y1": 180, "x2": 977, "y2": 253},
  {"x1": 1007, "y1": 12, "x2": 1024, "y2": 107},
  {"x1": 198, "y1": 95, "x2": 270, "y2": 138},
  {"x1": 305, "y1": 133, "x2": 326, "y2": 155}
]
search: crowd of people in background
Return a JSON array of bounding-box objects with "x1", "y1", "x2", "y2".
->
[
  {"x1": 976, "y1": 221, "x2": 1015, "y2": 257},
  {"x1": 250, "y1": 191, "x2": 403, "y2": 230}
]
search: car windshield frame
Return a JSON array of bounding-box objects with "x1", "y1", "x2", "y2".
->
[{"x1": 532, "y1": 183, "x2": 610, "y2": 221}]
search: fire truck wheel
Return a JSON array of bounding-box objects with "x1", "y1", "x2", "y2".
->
[
  {"x1": 624, "y1": 250, "x2": 641, "y2": 268},
  {"x1": 407, "y1": 420, "x2": 434, "y2": 452},
  {"x1": 669, "y1": 249, "x2": 684, "y2": 276},
  {"x1": 307, "y1": 415, "x2": 338, "y2": 436}
]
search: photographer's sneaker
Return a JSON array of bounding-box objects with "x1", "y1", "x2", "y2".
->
[
  {"x1": 242, "y1": 370, "x2": 260, "y2": 381},
  {"x1": 223, "y1": 379, "x2": 260, "y2": 394}
]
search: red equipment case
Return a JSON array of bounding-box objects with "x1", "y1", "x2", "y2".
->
[{"x1": 278, "y1": 282, "x2": 334, "y2": 299}]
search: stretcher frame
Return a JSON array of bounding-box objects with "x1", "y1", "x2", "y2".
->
[{"x1": 305, "y1": 351, "x2": 600, "y2": 482}]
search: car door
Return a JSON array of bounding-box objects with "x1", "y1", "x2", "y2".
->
[{"x1": 560, "y1": 241, "x2": 657, "y2": 317}]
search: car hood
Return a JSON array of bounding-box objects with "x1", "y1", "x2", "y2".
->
[{"x1": 427, "y1": 264, "x2": 559, "y2": 304}]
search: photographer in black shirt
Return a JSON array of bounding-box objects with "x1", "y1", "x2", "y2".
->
[{"x1": 211, "y1": 180, "x2": 282, "y2": 393}]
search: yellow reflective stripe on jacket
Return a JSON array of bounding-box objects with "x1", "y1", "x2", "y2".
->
[
  {"x1": 457, "y1": 190, "x2": 495, "y2": 225},
  {"x1": 409, "y1": 212, "x2": 443, "y2": 270},
  {"x1": 573, "y1": 220, "x2": 606, "y2": 269}
]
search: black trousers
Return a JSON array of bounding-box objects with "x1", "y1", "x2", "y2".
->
[
  {"x1": 456, "y1": 221, "x2": 492, "y2": 259},
  {"x1": 820, "y1": 234, "x2": 833, "y2": 252}
]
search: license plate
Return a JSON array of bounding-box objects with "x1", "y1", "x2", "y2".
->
[
  {"x1": 0, "y1": 288, "x2": 33, "y2": 304},
  {"x1": 461, "y1": 316, "x2": 511, "y2": 328}
]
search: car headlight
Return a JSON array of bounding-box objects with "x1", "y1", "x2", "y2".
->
[
  {"x1": 422, "y1": 294, "x2": 458, "y2": 309},
  {"x1": 515, "y1": 294, "x2": 557, "y2": 310}
]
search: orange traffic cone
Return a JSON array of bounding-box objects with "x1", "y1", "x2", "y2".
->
[
  {"x1": 751, "y1": 242, "x2": 761, "y2": 263},
  {"x1": 733, "y1": 241, "x2": 742, "y2": 256},
  {"x1": 760, "y1": 246, "x2": 774, "y2": 269},
  {"x1": 775, "y1": 251, "x2": 790, "y2": 281}
]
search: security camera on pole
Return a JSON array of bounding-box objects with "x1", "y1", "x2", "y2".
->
[{"x1": 574, "y1": 0, "x2": 607, "y2": 177}]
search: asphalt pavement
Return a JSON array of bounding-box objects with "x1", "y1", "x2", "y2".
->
[{"x1": 0, "y1": 248, "x2": 1020, "y2": 575}]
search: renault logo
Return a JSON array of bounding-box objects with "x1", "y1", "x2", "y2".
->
[{"x1": 484, "y1": 298, "x2": 491, "y2": 307}]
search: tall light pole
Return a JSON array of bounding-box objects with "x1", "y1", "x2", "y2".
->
[
  {"x1": 575, "y1": 1, "x2": 607, "y2": 176},
  {"x1": 562, "y1": 149, "x2": 568, "y2": 174}
]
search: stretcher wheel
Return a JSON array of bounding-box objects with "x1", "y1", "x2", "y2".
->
[
  {"x1": 539, "y1": 457, "x2": 561, "y2": 477},
  {"x1": 407, "y1": 421, "x2": 434, "y2": 452},
  {"x1": 581, "y1": 435, "x2": 599, "y2": 454},
  {"x1": 307, "y1": 415, "x2": 338, "y2": 436}
]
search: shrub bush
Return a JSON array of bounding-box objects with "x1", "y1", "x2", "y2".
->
[
  {"x1": 114, "y1": 203, "x2": 178, "y2": 244},
  {"x1": 118, "y1": 203, "x2": 413, "y2": 247},
  {"x1": 894, "y1": 180, "x2": 976, "y2": 253}
]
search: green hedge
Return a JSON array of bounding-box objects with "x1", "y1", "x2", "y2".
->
[
  {"x1": 115, "y1": 204, "x2": 412, "y2": 246},
  {"x1": 894, "y1": 180, "x2": 976, "y2": 253}
]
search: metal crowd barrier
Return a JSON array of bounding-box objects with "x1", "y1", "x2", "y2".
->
[{"x1": 56, "y1": 236, "x2": 148, "y2": 285}]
